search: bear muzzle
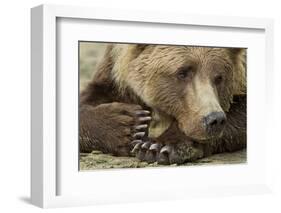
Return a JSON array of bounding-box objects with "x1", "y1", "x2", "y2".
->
[{"x1": 203, "y1": 111, "x2": 226, "y2": 137}]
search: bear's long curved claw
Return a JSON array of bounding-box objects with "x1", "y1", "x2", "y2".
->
[
  {"x1": 141, "y1": 141, "x2": 151, "y2": 150},
  {"x1": 131, "y1": 140, "x2": 142, "y2": 146},
  {"x1": 133, "y1": 132, "x2": 146, "y2": 138},
  {"x1": 131, "y1": 142, "x2": 142, "y2": 153},
  {"x1": 149, "y1": 143, "x2": 161, "y2": 152},
  {"x1": 135, "y1": 110, "x2": 150, "y2": 116},
  {"x1": 160, "y1": 145, "x2": 172, "y2": 154},
  {"x1": 134, "y1": 124, "x2": 148, "y2": 131},
  {"x1": 138, "y1": 116, "x2": 152, "y2": 122}
]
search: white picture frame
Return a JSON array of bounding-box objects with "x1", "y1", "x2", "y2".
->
[{"x1": 31, "y1": 4, "x2": 274, "y2": 208}]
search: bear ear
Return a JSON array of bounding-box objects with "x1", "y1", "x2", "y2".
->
[
  {"x1": 228, "y1": 48, "x2": 246, "y2": 62},
  {"x1": 230, "y1": 47, "x2": 247, "y2": 96},
  {"x1": 228, "y1": 48, "x2": 245, "y2": 56},
  {"x1": 135, "y1": 44, "x2": 148, "y2": 51},
  {"x1": 111, "y1": 44, "x2": 150, "y2": 64}
]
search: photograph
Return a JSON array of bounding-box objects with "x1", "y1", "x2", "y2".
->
[
  {"x1": 79, "y1": 42, "x2": 247, "y2": 170},
  {"x1": 28, "y1": 3, "x2": 278, "y2": 209}
]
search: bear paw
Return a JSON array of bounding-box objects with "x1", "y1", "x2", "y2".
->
[{"x1": 131, "y1": 141, "x2": 204, "y2": 165}]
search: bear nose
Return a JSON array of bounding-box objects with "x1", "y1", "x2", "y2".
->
[{"x1": 203, "y1": 112, "x2": 226, "y2": 136}]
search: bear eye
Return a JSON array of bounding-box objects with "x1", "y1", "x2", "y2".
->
[
  {"x1": 214, "y1": 75, "x2": 223, "y2": 85},
  {"x1": 177, "y1": 66, "x2": 194, "y2": 80}
]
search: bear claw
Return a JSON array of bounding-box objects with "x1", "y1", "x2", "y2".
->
[
  {"x1": 131, "y1": 141, "x2": 171, "y2": 164},
  {"x1": 149, "y1": 143, "x2": 161, "y2": 151},
  {"x1": 131, "y1": 109, "x2": 150, "y2": 151},
  {"x1": 131, "y1": 140, "x2": 142, "y2": 146},
  {"x1": 132, "y1": 141, "x2": 182, "y2": 165},
  {"x1": 138, "y1": 116, "x2": 152, "y2": 123},
  {"x1": 131, "y1": 142, "x2": 142, "y2": 153},
  {"x1": 134, "y1": 109, "x2": 151, "y2": 124},
  {"x1": 141, "y1": 141, "x2": 151, "y2": 149},
  {"x1": 131, "y1": 108, "x2": 170, "y2": 163},
  {"x1": 135, "y1": 110, "x2": 150, "y2": 116},
  {"x1": 133, "y1": 132, "x2": 146, "y2": 138},
  {"x1": 160, "y1": 145, "x2": 172, "y2": 154},
  {"x1": 134, "y1": 124, "x2": 148, "y2": 130}
]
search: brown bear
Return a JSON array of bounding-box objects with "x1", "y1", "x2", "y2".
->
[{"x1": 79, "y1": 44, "x2": 246, "y2": 165}]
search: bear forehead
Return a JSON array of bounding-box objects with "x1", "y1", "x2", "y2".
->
[
  {"x1": 143, "y1": 45, "x2": 234, "y2": 72},
  {"x1": 151, "y1": 45, "x2": 231, "y2": 59}
]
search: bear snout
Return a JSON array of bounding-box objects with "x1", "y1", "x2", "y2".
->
[{"x1": 203, "y1": 111, "x2": 226, "y2": 137}]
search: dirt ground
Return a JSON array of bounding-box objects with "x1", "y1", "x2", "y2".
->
[
  {"x1": 80, "y1": 149, "x2": 246, "y2": 170},
  {"x1": 79, "y1": 42, "x2": 247, "y2": 171}
]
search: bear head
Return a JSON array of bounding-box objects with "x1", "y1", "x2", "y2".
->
[{"x1": 111, "y1": 44, "x2": 246, "y2": 142}]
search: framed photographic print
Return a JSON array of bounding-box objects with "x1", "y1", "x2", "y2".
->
[{"x1": 31, "y1": 4, "x2": 274, "y2": 208}]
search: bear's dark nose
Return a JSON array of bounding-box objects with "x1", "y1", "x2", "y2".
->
[{"x1": 203, "y1": 112, "x2": 226, "y2": 136}]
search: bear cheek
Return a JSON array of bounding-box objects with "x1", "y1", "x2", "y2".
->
[
  {"x1": 216, "y1": 74, "x2": 234, "y2": 112},
  {"x1": 176, "y1": 111, "x2": 209, "y2": 140}
]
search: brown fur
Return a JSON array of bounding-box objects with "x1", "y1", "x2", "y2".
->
[{"x1": 79, "y1": 44, "x2": 246, "y2": 163}]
